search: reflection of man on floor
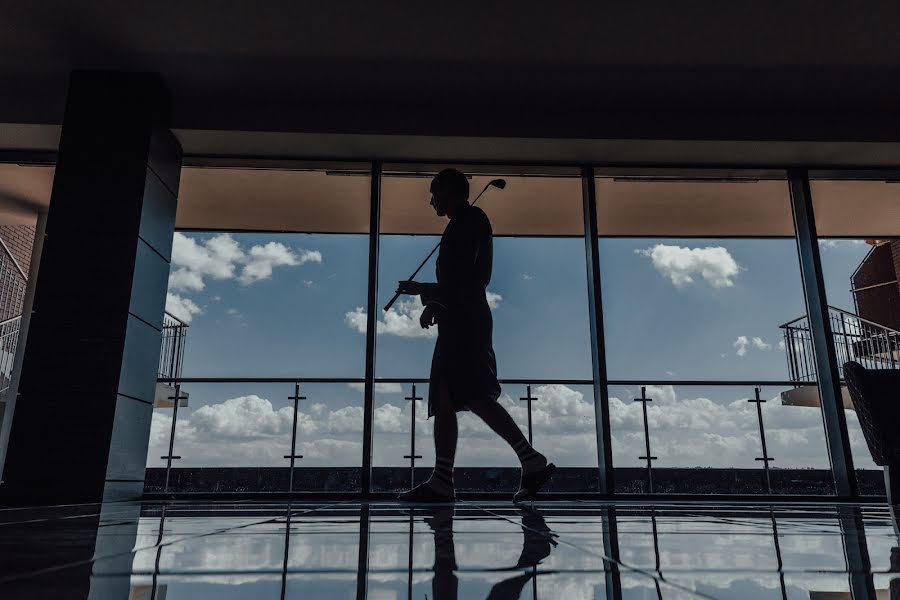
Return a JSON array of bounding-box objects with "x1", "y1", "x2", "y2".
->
[
  {"x1": 396, "y1": 168, "x2": 555, "y2": 503},
  {"x1": 423, "y1": 505, "x2": 558, "y2": 600}
]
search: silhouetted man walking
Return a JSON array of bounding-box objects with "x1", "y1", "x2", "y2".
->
[{"x1": 395, "y1": 168, "x2": 555, "y2": 503}]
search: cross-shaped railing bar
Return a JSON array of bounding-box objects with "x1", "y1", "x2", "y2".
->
[
  {"x1": 161, "y1": 383, "x2": 188, "y2": 494},
  {"x1": 634, "y1": 386, "x2": 657, "y2": 493},
  {"x1": 519, "y1": 384, "x2": 537, "y2": 445},
  {"x1": 284, "y1": 383, "x2": 306, "y2": 493},
  {"x1": 403, "y1": 384, "x2": 423, "y2": 487},
  {"x1": 749, "y1": 386, "x2": 775, "y2": 494}
]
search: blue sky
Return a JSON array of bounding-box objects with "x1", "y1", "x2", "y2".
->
[{"x1": 151, "y1": 228, "x2": 879, "y2": 473}]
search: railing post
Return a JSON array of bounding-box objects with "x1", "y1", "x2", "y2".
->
[
  {"x1": 161, "y1": 383, "x2": 187, "y2": 494},
  {"x1": 284, "y1": 382, "x2": 306, "y2": 493},
  {"x1": 749, "y1": 386, "x2": 774, "y2": 494},
  {"x1": 788, "y1": 168, "x2": 857, "y2": 498},
  {"x1": 361, "y1": 162, "x2": 381, "y2": 495},
  {"x1": 582, "y1": 167, "x2": 615, "y2": 495},
  {"x1": 519, "y1": 384, "x2": 537, "y2": 445},
  {"x1": 403, "y1": 383, "x2": 423, "y2": 487},
  {"x1": 634, "y1": 386, "x2": 657, "y2": 493}
]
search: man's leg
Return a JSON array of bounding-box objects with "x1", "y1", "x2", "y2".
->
[
  {"x1": 399, "y1": 381, "x2": 458, "y2": 500},
  {"x1": 427, "y1": 381, "x2": 458, "y2": 496},
  {"x1": 467, "y1": 401, "x2": 547, "y2": 474}
]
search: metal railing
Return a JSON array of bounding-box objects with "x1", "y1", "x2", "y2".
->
[
  {"x1": 780, "y1": 306, "x2": 900, "y2": 381},
  {"x1": 151, "y1": 375, "x2": 819, "y2": 495},
  {"x1": 0, "y1": 315, "x2": 21, "y2": 401},
  {"x1": 0, "y1": 237, "x2": 27, "y2": 324},
  {"x1": 158, "y1": 312, "x2": 189, "y2": 381}
]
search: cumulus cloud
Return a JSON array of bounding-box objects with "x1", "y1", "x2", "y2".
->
[
  {"x1": 165, "y1": 292, "x2": 202, "y2": 323},
  {"x1": 818, "y1": 239, "x2": 866, "y2": 250},
  {"x1": 237, "y1": 244, "x2": 321, "y2": 285},
  {"x1": 636, "y1": 244, "x2": 741, "y2": 288},
  {"x1": 486, "y1": 291, "x2": 502, "y2": 309},
  {"x1": 752, "y1": 337, "x2": 771, "y2": 351},
  {"x1": 347, "y1": 382, "x2": 404, "y2": 394},
  {"x1": 168, "y1": 233, "x2": 321, "y2": 292},
  {"x1": 734, "y1": 335, "x2": 773, "y2": 357},
  {"x1": 346, "y1": 291, "x2": 502, "y2": 338},
  {"x1": 147, "y1": 383, "x2": 876, "y2": 471}
]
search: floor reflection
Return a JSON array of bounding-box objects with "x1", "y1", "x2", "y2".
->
[{"x1": 0, "y1": 500, "x2": 897, "y2": 599}]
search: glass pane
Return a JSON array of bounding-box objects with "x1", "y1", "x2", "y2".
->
[
  {"x1": 599, "y1": 237, "x2": 806, "y2": 381},
  {"x1": 812, "y1": 176, "x2": 900, "y2": 495},
  {"x1": 608, "y1": 384, "x2": 832, "y2": 494},
  {"x1": 145, "y1": 382, "x2": 362, "y2": 493},
  {"x1": 169, "y1": 232, "x2": 369, "y2": 378},
  {"x1": 374, "y1": 165, "x2": 596, "y2": 492}
]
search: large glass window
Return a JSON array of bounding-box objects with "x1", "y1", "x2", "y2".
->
[
  {"x1": 372, "y1": 165, "x2": 597, "y2": 491},
  {"x1": 811, "y1": 174, "x2": 900, "y2": 494},
  {"x1": 148, "y1": 163, "x2": 370, "y2": 492},
  {"x1": 597, "y1": 169, "x2": 832, "y2": 494}
]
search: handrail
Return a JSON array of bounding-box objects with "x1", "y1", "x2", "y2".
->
[
  {"x1": 0, "y1": 314, "x2": 21, "y2": 329},
  {"x1": 163, "y1": 310, "x2": 190, "y2": 328},
  {"x1": 0, "y1": 235, "x2": 27, "y2": 282},
  {"x1": 156, "y1": 375, "x2": 812, "y2": 386},
  {"x1": 779, "y1": 304, "x2": 900, "y2": 333}
]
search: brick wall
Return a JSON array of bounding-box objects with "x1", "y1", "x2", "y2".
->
[{"x1": 0, "y1": 225, "x2": 35, "y2": 276}]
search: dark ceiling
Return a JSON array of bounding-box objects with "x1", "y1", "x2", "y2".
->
[{"x1": 3, "y1": 1, "x2": 900, "y2": 141}]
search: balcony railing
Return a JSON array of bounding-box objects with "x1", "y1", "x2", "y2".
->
[
  {"x1": 158, "y1": 312, "x2": 189, "y2": 381},
  {"x1": 780, "y1": 306, "x2": 900, "y2": 381},
  {"x1": 0, "y1": 315, "x2": 21, "y2": 401},
  {"x1": 150, "y1": 376, "x2": 825, "y2": 495}
]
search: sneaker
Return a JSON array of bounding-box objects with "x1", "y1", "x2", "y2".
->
[
  {"x1": 397, "y1": 481, "x2": 456, "y2": 503},
  {"x1": 513, "y1": 463, "x2": 556, "y2": 503}
]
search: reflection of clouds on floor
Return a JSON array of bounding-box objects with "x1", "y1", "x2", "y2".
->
[
  {"x1": 148, "y1": 382, "x2": 877, "y2": 470},
  {"x1": 120, "y1": 504, "x2": 898, "y2": 600}
]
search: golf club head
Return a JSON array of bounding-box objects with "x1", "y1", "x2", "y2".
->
[{"x1": 490, "y1": 178, "x2": 507, "y2": 189}]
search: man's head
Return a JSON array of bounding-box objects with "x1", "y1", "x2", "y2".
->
[{"x1": 430, "y1": 168, "x2": 469, "y2": 217}]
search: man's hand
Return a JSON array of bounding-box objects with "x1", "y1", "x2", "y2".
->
[
  {"x1": 420, "y1": 304, "x2": 440, "y2": 329},
  {"x1": 396, "y1": 280, "x2": 427, "y2": 296}
]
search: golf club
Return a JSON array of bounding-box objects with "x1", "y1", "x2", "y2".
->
[{"x1": 383, "y1": 177, "x2": 506, "y2": 312}]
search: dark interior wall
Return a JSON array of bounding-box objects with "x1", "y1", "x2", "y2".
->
[{"x1": 3, "y1": 2, "x2": 900, "y2": 141}]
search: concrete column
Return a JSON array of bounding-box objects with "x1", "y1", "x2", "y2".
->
[{"x1": 0, "y1": 71, "x2": 181, "y2": 504}]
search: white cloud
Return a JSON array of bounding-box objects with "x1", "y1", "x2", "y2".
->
[
  {"x1": 733, "y1": 335, "x2": 773, "y2": 357},
  {"x1": 191, "y1": 395, "x2": 295, "y2": 438},
  {"x1": 522, "y1": 273, "x2": 535, "y2": 281},
  {"x1": 147, "y1": 383, "x2": 877, "y2": 471},
  {"x1": 636, "y1": 244, "x2": 741, "y2": 288},
  {"x1": 165, "y1": 292, "x2": 202, "y2": 324},
  {"x1": 347, "y1": 382, "x2": 404, "y2": 394},
  {"x1": 752, "y1": 336, "x2": 772, "y2": 351},
  {"x1": 818, "y1": 239, "x2": 866, "y2": 250},
  {"x1": 169, "y1": 233, "x2": 321, "y2": 292},
  {"x1": 486, "y1": 291, "x2": 502, "y2": 309},
  {"x1": 237, "y1": 243, "x2": 321, "y2": 285},
  {"x1": 345, "y1": 291, "x2": 501, "y2": 338}
]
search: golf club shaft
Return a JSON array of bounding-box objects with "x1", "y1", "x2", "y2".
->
[{"x1": 383, "y1": 180, "x2": 497, "y2": 312}]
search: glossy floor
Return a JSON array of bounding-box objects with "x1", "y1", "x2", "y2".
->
[{"x1": 0, "y1": 500, "x2": 898, "y2": 599}]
